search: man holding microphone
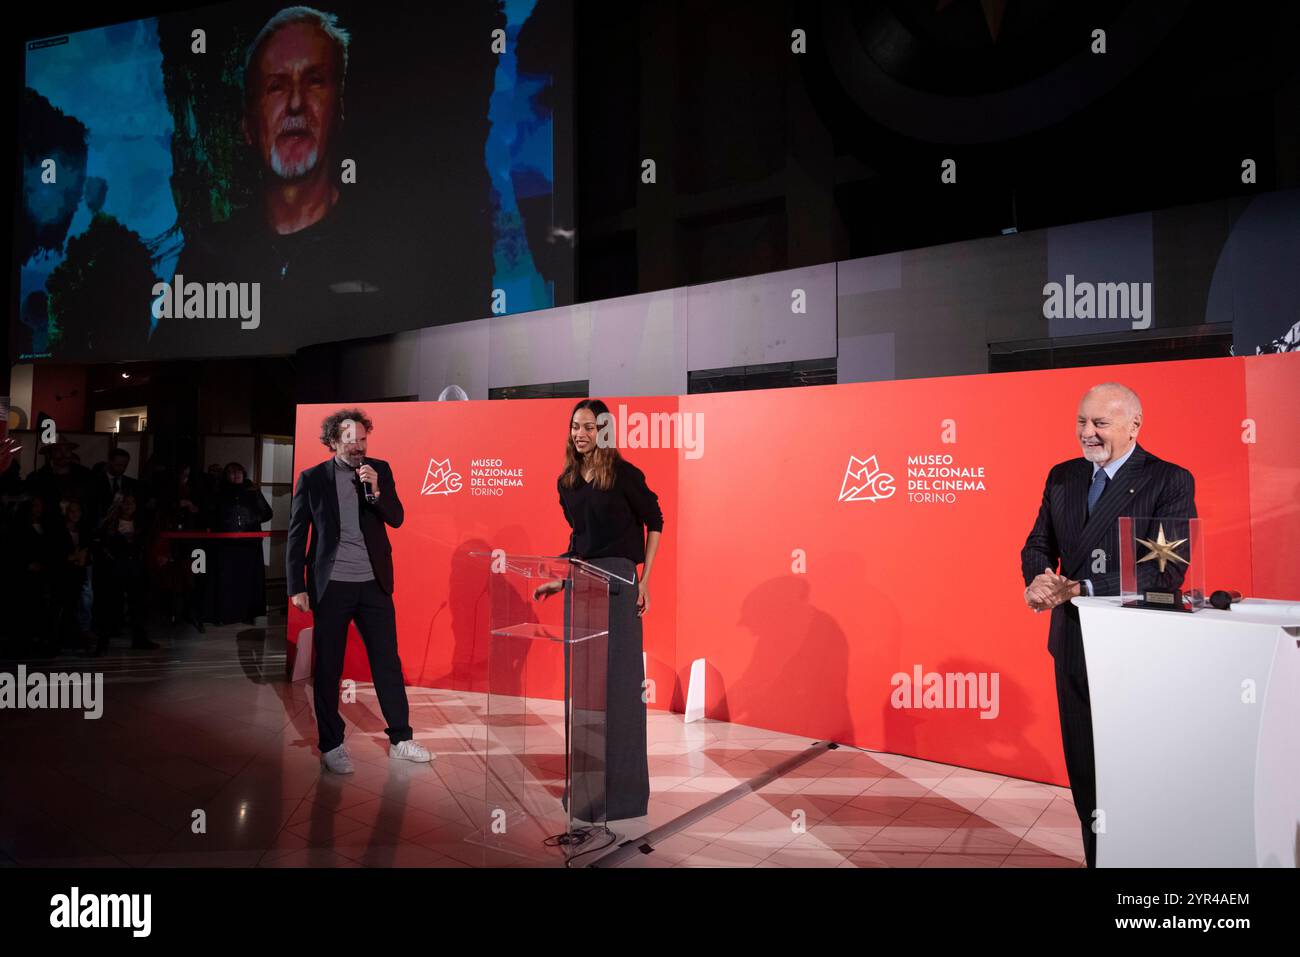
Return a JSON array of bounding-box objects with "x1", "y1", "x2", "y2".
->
[{"x1": 287, "y1": 408, "x2": 432, "y2": 773}]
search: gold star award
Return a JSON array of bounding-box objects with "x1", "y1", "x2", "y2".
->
[{"x1": 1135, "y1": 524, "x2": 1190, "y2": 575}]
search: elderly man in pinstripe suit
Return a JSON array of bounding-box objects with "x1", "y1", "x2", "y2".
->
[{"x1": 1021, "y1": 383, "x2": 1197, "y2": 867}]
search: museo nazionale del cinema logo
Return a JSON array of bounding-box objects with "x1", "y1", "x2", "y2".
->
[
  {"x1": 838, "y1": 452, "x2": 988, "y2": 505},
  {"x1": 420, "y1": 456, "x2": 525, "y2": 497}
]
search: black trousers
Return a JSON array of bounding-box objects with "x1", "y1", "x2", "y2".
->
[
  {"x1": 564, "y1": 557, "x2": 650, "y2": 823},
  {"x1": 311, "y1": 578, "x2": 413, "y2": 754},
  {"x1": 1054, "y1": 659, "x2": 1098, "y2": 868}
]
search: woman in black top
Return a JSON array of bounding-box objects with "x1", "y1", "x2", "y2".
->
[
  {"x1": 210, "y1": 462, "x2": 273, "y2": 532},
  {"x1": 535, "y1": 398, "x2": 663, "y2": 822}
]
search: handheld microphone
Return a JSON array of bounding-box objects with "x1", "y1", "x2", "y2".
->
[
  {"x1": 1209, "y1": 589, "x2": 1242, "y2": 610},
  {"x1": 358, "y1": 457, "x2": 377, "y2": 504}
]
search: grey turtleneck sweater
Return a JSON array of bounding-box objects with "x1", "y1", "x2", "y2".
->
[{"x1": 331, "y1": 456, "x2": 374, "y2": 582}]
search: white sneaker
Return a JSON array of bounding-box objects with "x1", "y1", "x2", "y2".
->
[
  {"x1": 321, "y1": 744, "x2": 355, "y2": 774},
  {"x1": 390, "y1": 739, "x2": 434, "y2": 763}
]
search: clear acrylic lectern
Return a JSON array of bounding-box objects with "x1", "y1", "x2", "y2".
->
[{"x1": 466, "y1": 551, "x2": 635, "y2": 866}]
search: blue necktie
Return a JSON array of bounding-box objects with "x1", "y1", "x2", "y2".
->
[{"x1": 1087, "y1": 469, "x2": 1109, "y2": 516}]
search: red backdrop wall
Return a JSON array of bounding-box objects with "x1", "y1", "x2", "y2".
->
[{"x1": 289, "y1": 353, "x2": 1299, "y2": 786}]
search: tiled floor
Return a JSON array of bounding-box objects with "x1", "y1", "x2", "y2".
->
[{"x1": 0, "y1": 620, "x2": 1084, "y2": 868}]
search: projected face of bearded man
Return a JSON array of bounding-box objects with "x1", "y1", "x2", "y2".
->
[{"x1": 243, "y1": 14, "x2": 346, "y2": 233}]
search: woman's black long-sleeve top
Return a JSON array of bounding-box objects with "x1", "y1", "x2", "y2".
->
[{"x1": 558, "y1": 458, "x2": 663, "y2": 563}]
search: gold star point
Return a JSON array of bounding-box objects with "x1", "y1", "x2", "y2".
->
[{"x1": 1135, "y1": 523, "x2": 1190, "y2": 574}]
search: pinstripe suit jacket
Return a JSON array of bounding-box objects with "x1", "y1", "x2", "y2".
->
[{"x1": 1021, "y1": 444, "x2": 1198, "y2": 675}]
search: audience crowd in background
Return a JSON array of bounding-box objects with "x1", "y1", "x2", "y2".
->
[{"x1": 0, "y1": 431, "x2": 272, "y2": 659}]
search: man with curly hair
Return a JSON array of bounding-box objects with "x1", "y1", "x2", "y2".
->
[{"x1": 287, "y1": 407, "x2": 432, "y2": 772}]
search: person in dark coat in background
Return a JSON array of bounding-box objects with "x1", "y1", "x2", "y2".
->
[
  {"x1": 93, "y1": 492, "x2": 159, "y2": 653},
  {"x1": 25, "y1": 437, "x2": 93, "y2": 525},
  {"x1": 157, "y1": 463, "x2": 208, "y2": 632},
  {"x1": 48, "y1": 498, "x2": 96, "y2": 653},
  {"x1": 207, "y1": 462, "x2": 273, "y2": 625},
  {"x1": 211, "y1": 462, "x2": 273, "y2": 532},
  {"x1": 11, "y1": 497, "x2": 60, "y2": 657}
]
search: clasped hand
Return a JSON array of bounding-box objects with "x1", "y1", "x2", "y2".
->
[{"x1": 1024, "y1": 566, "x2": 1079, "y2": 611}]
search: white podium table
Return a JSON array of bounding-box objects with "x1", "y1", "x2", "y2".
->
[{"x1": 1075, "y1": 596, "x2": 1300, "y2": 867}]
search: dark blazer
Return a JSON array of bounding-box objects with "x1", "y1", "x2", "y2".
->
[
  {"x1": 89, "y1": 470, "x2": 144, "y2": 526},
  {"x1": 286, "y1": 456, "x2": 404, "y2": 605},
  {"x1": 1021, "y1": 443, "x2": 1197, "y2": 675}
]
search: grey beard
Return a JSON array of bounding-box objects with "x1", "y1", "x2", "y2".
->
[{"x1": 270, "y1": 142, "x2": 319, "y2": 180}]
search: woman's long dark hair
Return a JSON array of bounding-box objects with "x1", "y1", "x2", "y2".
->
[{"x1": 559, "y1": 399, "x2": 622, "y2": 490}]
